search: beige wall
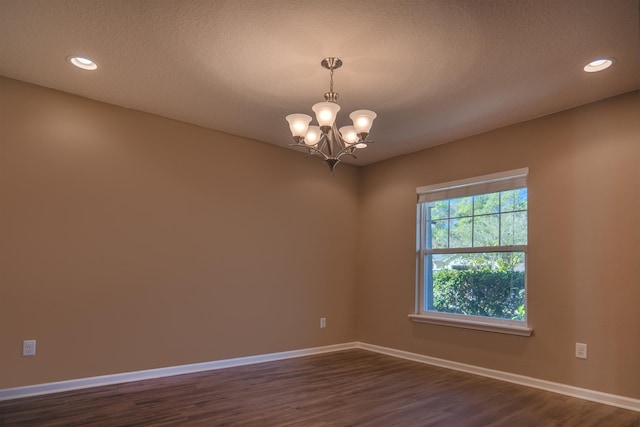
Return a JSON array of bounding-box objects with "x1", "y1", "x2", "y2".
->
[
  {"x1": 357, "y1": 91, "x2": 640, "y2": 399},
  {"x1": 0, "y1": 77, "x2": 359, "y2": 388},
  {"x1": 2, "y1": 75, "x2": 639, "y2": 401}
]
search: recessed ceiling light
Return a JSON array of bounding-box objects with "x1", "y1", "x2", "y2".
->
[
  {"x1": 68, "y1": 56, "x2": 98, "y2": 71},
  {"x1": 583, "y1": 58, "x2": 613, "y2": 73}
]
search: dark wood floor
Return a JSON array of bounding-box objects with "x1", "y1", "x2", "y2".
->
[{"x1": 0, "y1": 350, "x2": 638, "y2": 426}]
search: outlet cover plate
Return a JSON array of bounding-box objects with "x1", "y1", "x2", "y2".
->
[
  {"x1": 23, "y1": 340, "x2": 36, "y2": 356},
  {"x1": 575, "y1": 342, "x2": 587, "y2": 359}
]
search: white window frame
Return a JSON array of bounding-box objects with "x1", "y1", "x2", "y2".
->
[{"x1": 410, "y1": 168, "x2": 532, "y2": 336}]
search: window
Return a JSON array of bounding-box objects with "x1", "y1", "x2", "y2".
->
[{"x1": 411, "y1": 168, "x2": 532, "y2": 336}]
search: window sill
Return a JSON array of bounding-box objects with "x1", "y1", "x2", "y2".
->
[{"x1": 409, "y1": 313, "x2": 533, "y2": 336}]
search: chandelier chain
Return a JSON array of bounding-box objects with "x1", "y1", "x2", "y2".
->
[{"x1": 329, "y1": 67, "x2": 334, "y2": 95}]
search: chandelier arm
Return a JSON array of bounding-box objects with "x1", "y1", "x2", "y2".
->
[
  {"x1": 316, "y1": 134, "x2": 331, "y2": 158},
  {"x1": 327, "y1": 123, "x2": 348, "y2": 158},
  {"x1": 289, "y1": 142, "x2": 330, "y2": 160},
  {"x1": 305, "y1": 144, "x2": 331, "y2": 160},
  {"x1": 334, "y1": 144, "x2": 358, "y2": 159},
  {"x1": 326, "y1": 132, "x2": 335, "y2": 159},
  {"x1": 338, "y1": 152, "x2": 358, "y2": 160}
]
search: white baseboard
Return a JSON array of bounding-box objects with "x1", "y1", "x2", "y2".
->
[
  {"x1": 0, "y1": 342, "x2": 357, "y2": 402},
  {"x1": 2, "y1": 341, "x2": 638, "y2": 413},
  {"x1": 356, "y1": 342, "x2": 640, "y2": 413}
]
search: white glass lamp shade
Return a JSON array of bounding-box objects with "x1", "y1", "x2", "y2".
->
[
  {"x1": 286, "y1": 114, "x2": 312, "y2": 137},
  {"x1": 339, "y1": 126, "x2": 359, "y2": 145},
  {"x1": 355, "y1": 142, "x2": 368, "y2": 149},
  {"x1": 349, "y1": 110, "x2": 377, "y2": 134},
  {"x1": 305, "y1": 126, "x2": 322, "y2": 146},
  {"x1": 312, "y1": 102, "x2": 341, "y2": 127}
]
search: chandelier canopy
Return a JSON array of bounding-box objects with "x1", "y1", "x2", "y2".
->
[{"x1": 286, "y1": 58, "x2": 377, "y2": 172}]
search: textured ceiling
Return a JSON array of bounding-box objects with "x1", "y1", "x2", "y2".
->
[{"x1": 1, "y1": 0, "x2": 638, "y2": 165}]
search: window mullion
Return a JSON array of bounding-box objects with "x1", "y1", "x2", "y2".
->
[
  {"x1": 425, "y1": 245, "x2": 526, "y2": 255},
  {"x1": 471, "y1": 196, "x2": 475, "y2": 247},
  {"x1": 498, "y1": 191, "x2": 502, "y2": 245},
  {"x1": 447, "y1": 200, "x2": 451, "y2": 249}
]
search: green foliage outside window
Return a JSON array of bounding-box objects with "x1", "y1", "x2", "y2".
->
[{"x1": 432, "y1": 263, "x2": 525, "y2": 320}]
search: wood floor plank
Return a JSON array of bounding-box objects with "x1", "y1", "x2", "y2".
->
[{"x1": 0, "y1": 350, "x2": 638, "y2": 426}]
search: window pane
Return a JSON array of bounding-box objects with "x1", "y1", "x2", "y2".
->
[
  {"x1": 427, "y1": 251, "x2": 526, "y2": 321},
  {"x1": 500, "y1": 190, "x2": 517, "y2": 212},
  {"x1": 474, "y1": 214, "x2": 499, "y2": 247},
  {"x1": 450, "y1": 197, "x2": 472, "y2": 218},
  {"x1": 429, "y1": 219, "x2": 449, "y2": 249},
  {"x1": 516, "y1": 188, "x2": 528, "y2": 210},
  {"x1": 500, "y1": 212, "x2": 515, "y2": 246},
  {"x1": 450, "y1": 217, "x2": 472, "y2": 248},
  {"x1": 474, "y1": 193, "x2": 499, "y2": 215},
  {"x1": 430, "y1": 200, "x2": 449, "y2": 220},
  {"x1": 513, "y1": 211, "x2": 528, "y2": 244}
]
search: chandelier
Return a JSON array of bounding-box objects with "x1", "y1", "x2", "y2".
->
[{"x1": 286, "y1": 58, "x2": 377, "y2": 172}]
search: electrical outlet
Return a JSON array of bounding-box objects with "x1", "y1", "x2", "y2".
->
[
  {"x1": 575, "y1": 342, "x2": 587, "y2": 359},
  {"x1": 320, "y1": 317, "x2": 327, "y2": 328},
  {"x1": 23, "y1": 340, "x2": 36, "y2": 356}
]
